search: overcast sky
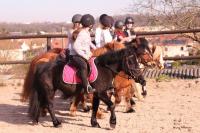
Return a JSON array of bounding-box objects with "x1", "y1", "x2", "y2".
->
[{"x1": 0, "y1": 0, "x2": 133, "y2": 23}]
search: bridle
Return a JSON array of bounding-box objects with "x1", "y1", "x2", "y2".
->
[{"x1": 122, "y1": 53, "x2": 143, "y2": 80}]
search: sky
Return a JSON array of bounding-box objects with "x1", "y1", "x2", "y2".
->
[{"x1": 0, "y1": 0, "x2": 133, "y2": 23}]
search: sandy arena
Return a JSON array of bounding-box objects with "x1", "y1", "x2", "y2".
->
[{"x1": 0, "y1": 79, "x2": 200, "y2": 133}]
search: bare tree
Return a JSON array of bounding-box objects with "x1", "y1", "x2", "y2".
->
[{"x1": 130, "y1": 0, "x2": 200, "y2": 43}]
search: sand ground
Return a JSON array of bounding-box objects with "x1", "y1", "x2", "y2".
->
[{"x1": 0, "y1": 79, "x2": 200, "y2": 133}]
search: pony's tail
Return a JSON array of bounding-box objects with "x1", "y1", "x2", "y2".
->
[
  {"x1": 28, "y1": 86, "x2": 40, "y2": 121},
  {"x1": 21, "y1": 61, "x2": 36, "y2": 102}
]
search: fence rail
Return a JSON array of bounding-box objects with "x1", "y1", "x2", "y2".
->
[
  {"x1": 0, "y1": 28, "x2": 200, "y2": 65},
  {"x1": 0, "y1": 28, "x2": 200, "y2": 40}
]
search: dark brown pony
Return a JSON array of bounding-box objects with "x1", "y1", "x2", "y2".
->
[
  {"x1": 21, "y1": 42, "x2": 125, "y2": 119},
  {"x1": 70, "y1": 38, "x2": 155, "y2": 115},
  {"x1": 21, "y1": 48, "x2": 63, "y2": 102},
  {"x1": 22, "y1": 46, "x2": 145, "y2": 128},
  {"x1": 69, "y1": 41, "x2": 126, "y2": 117}
]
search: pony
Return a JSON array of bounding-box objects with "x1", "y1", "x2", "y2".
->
[
  {"x1": 21, "y1": 48, "x2": 63, "y2": 102},
  {"x1": 21, "y1": 38, "x2": 157, "y2": 119},
  {"x1": 21, "y1": 42, "x2": 126, "y2": 118},
  {"x1": 70, "y1": 38, "x2": 164, "y2": 115},
  {"x1": 21, "y1": 46, "x2": 145, "y2": 128},
  {"x1": 112, "y1": 44, "x2": 164, "y2": 112}
]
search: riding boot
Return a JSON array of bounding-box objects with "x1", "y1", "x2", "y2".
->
[{"x1": 79, "y1": 70, "x2": 95, "y2": 94}]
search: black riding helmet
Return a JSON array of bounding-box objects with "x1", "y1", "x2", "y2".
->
[
  {"x1": 100, "y1": 16, "x2": 113, "y2": 28},
  {"x1": 125, "y1": 17, "x2": 134, "y2": 24},
  {"x1": 114, "y1": 20, "x2": 124, "y2": 29},
  {"x1": 99, "y1": 14, "x2": 108, "y2": 22},
  {"x1": 81, "y1": 14, "x2": 95, "y2": 27},
  {"x1": 72, "y1": 14, "x2": 82, "y2": 23}
]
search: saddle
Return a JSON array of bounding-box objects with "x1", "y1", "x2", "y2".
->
[{"x1": 62, "y1": 57, "x2": 98, "y2": 84}]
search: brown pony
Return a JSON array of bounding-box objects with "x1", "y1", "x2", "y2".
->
[
  {"x1": 21, "y1": 42, "x2": 126, "y2": 118},
  {"x1": 70, "y1": 40, "x2": 164, "y2": 116},
  {"x1": 69, "y1": 39, "x2": 155, "y2": 116},
  {"x1": 113, "y1": 44, "x2": 164, "y2": 112},
  {"x1": 69, "y1": 41, "x2": 127, "y2": 118}
]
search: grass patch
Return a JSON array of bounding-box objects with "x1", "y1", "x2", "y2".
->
[{"x1": 156, "y1": 74, "x2": 171, "y2": 82}]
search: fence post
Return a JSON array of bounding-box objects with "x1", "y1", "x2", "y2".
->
[{"x1": 47, "y1": 37, "x2": 51, "y2": 51}]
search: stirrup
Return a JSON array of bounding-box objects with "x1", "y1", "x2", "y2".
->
[{"x1": 86, "y1": 84, "x2": 95, "y2": 93}]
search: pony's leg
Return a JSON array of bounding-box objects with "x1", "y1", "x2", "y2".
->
[
  {"x1": 98, "y1": 91, "x2": 116, "y2": 129},
  {"x1": 124, "y1": 86, "x2": 136, "y2": 113},
  {"x1": 80, "y1": 94, "x2": 90, "y2": 112},
  {"x1": 43, "y1": 83, "x2": 61, "y2": 127},
  {"x1": 91, "y1": 94, "x2": 101, "y2": 128},
  {"x1": 47, "y1": 101, "x2": 61, "y2": 127},
  {"x1": 87, "y1": 94, "x2": 104, "y2": 119},
  {"x1": 134, "y1": 82, "x2": 144, "y2": 101},
  {"x1": 69, "y1": 97, "x2": 78, "y2": 117},
  {"x1": 114, "y1": 90, "x2": 122, "y2": 105},
  {"x1": 69, "y1": 93, "x2": 90, "y2": 117},
  {"x1": 125, "y1": 84, "x2": 137, "y2": 113}
]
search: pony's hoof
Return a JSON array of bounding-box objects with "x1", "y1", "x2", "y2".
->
[
  {"x1": 110, "y1": 123, "x2": 116, "y2": 129},
  {"x1": 141, "y1": 90, "x2": 147, "y2": 97},
  {"x1": 83, "y1": 106, "x2": 90, "y2": 112},
  {"x1": 32, "y1": 120, "x2": 39, "y2": 125},
  {"x1": 110, "y1": 117, "x2": 116, "y2": 129},
  {"x1": 130, "y1": 99, "x2": 136, "y2": 105},
  {"x1": 91, "y1": 122, "x2": 101, "y2": 128},
  {"x1": 53, "y1": 119, "x2": 62, "y2": 128},
  {"x1": 126, "y1": 108, "x2": 135, "y2": 113}
]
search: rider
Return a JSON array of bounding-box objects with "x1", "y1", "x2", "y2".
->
[
  {"x1": 114, "y1": 19, "x2": 136, "y2": 45},
  {"x1": 124, "y1": 17, "x2": 136, "y2": 37},
  {"x1": 95, "y1": 14, "x2": 114, "y2": 48},
  {"x1": 114, "y1": 20, "x2": 126, "y2": 43},
  {"x1": 70, "y1": 14, "x2": 97, "y2": 94},
  {"x1": 124, "y1": 16, "x2": 140, "y2": 46},
  {"x1": 67, "y1": 14, "x2": 82, "y2": 54}
]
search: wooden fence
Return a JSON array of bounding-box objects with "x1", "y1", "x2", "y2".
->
[{"x1": 0, "y1": 28, "x2": 200, "y2": 65}]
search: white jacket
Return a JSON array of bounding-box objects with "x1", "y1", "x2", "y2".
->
[
  {"x1": 95, "y1": 27, "x2": 113, "y2": 48},
  {"x1": 73, "y1": 28, "x2": 96, "y2": 60}
]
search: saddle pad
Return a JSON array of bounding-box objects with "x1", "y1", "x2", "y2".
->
[{"x1": 62, "y1": 57, "x2": 98, "y2": 84}]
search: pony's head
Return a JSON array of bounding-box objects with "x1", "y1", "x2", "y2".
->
[
  {"x1": 121, "y1": 46, "x2": 144, "y2": 80},
  {"x1": 132, "y1": 37, "x2": 163, "y2": 69},
  {"x1": 151, "y1": 45, "x2": 164, "y2": 69},
  {"x1": 134, "y1": 37, "x2": 154, "y2": 67}
]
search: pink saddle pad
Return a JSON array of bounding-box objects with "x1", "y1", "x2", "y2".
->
[{"x1": 62, "y1": 57, "x2": 98, "y2": 84}]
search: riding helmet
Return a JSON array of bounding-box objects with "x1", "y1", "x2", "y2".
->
[
  {"x1": 81, "y1": 14, "x2": 95, "y2": 27},
  {"x1": 125, "y1": 17, "x2": 134, "y2": 24},
  {"x1": 99, "y1": 14, "x2": 108, "y2": 22},
  {"x1": 114, "y1": 20, "x2": 124, "y2": 29},
  {"x1": 72, "y1": 14, "x2": 82, "y2": 23},
  {"x1": 100, "y1": 15, "x2": 113, "y2": 28}
]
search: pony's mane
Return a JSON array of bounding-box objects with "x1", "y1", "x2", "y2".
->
[
  {"x1": 96, "y1": 46, "x2": 136, "y2": 66},
  {"x1": 139, "y1": 37, "x2": 149, "y2": 48},
  {"x1": 92, "y1": 41, "x2": 125, "y2": 57}
]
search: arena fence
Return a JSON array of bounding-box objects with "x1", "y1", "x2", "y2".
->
[{"x1": 1, "y1": 28, "x2": 200, "y2": 64}]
